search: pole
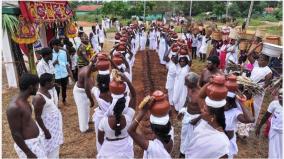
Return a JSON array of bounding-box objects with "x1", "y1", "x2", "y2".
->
[
  {"x1": 225, "y1": 0, "x2": 229, "y2": 19},
  {"x1": 245, "y1": 1, "x2": 254, "y2": 29},
  {"x1": 189, "y1": 0, "x2": 192, "y2": 17},
  {"x1": 143, "y1": 0, "x2": 146, "y2": 22}
]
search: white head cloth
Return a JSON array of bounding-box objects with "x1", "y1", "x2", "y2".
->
[
  {"x1": 98, "y1": 70, "x2": 110, "y2": 75},
  {"x1": 150, "y1": 114, "x2": 170, "y2": 125},
  {"x1": 105, "y1": 93, "x2": 130, "y2": 116},
  {"x1": 205, "y1": 96, "x2": 226, "y2": 108}
]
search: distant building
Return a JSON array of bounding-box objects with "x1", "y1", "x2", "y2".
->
[{"x1": 76, "y1": 5, "x2": 102, "y2": 15}]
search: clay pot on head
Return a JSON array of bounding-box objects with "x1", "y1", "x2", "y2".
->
[
  {"x1": 225, "y1": 74, "x2": 238, "y2": 92},
  {"x1": 109, "y1": 80, "x2": 126, "y2": 95},
  {"x1": 206, "y1": 75, "x2": 228, "y2": 100},
  {"x1": 150, "y1": 90, "x2": 170, "y2": 117},
  {"x1": 179, "y1": 48, "x2": 187, "y2": 55},
  {"x1": 120, "y1": 37, "x2": 127, "y2": 42},
  {"x1": 115, "y1": 33, "x2": 121, "y2": 40},
  {"x1": 172, "y1": 46, "x2": 179, "y2": 52},
  {"x1": 116, "y1": 44, "x2": 126, "y2": 51},
  {"x1": 172, "y1": 34, "x2": 178, "y2": 39},
  {"x1": 112, "y1": 52, "x2": 123, "y2": 65},
  {"x1": 96, "y1": 53, "x2": 110, "y2": 71}
]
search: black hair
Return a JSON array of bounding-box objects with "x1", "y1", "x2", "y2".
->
[
  {"x1": 92, "y1": 25, "x2": 96, "y2": 30},
  {"x1": 63, "y1": 38, "x2": 70, "y2": 45},
  {"x1": 113, "y1": 97, "x2": 126, "y2": 136},
  {"x1": 68, "y1": 47, "x2": 76, "y2": 54},
  {"x1": 179, "y1": 56, "x2": 189, "y2": 64},
  {"x1": 66, "y1": 41, "x2": 73, "y2": 48},
  {"x1": 207, "y1": 55, "x2": 220, "y2": 67},
  {"x1": 19, "y1": 73, "x2": 39, "y2": 91},
  {"x1": 151, "y1": 121, "x2": 172, "y2": 144},
  {"x1": 208, "y1": 107, "x2": 226, "y2": 131},
  {"x1": 39, "y1": 73, "x2": 53, "y2": 87},
  {"x1": 259, "y1": 54, "x2": 270, "y2": 62},
  {"x1": 40, "y1": 48, "x2": 52, "y2": 57},
  {"x1": 96, "y1": 74, "x2": 110, "y2": 93},
  {"x1": 52, "y1": 39, "x2": 62, "y2": 46},
  {"x1": 226, "y1": 96, "x2": 237, "y2": 108}
]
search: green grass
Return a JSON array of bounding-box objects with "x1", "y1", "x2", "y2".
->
[{"x1": 265, "y1": 26, "x2": 283, "y2": 36}]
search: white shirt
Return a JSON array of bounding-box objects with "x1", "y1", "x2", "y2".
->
[
  {"x1": 199, "y1": 36, "x2": 211, "y2": 54},
  {"x1": 225, "y1": 108, "x2": 242, "y2": 131},
  {"x1": 268, "y1": 100, "x2": 283, "y2": 131},
  {"x1": 36, "y1": 59, "x2": 55, "y2": 77},
  {"x1": 250, "y1": 64, "x2": 272, "y2": 87},
  {"x1": 191, "y1": 35, "x2": 199, "y2": 47}
]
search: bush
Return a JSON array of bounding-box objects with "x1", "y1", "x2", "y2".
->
[
  {"x1": 273, "y1": 8, "x2": 282, "y2": 20},
  {"x1": 260, "y1": 14, "x2": 278, "y2": 22}
]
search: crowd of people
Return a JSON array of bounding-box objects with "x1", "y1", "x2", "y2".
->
[{"x1": 6, "y1": 18, "x2": 282, "y2": 159}]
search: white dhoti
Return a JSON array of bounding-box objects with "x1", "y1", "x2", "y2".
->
[
  {"x1": 73, "y1": 83, "x2": 90, "y2": 132},
  {"x1": 42, "y1": 110, "x2": 63, "y2": 157},
  {"x1": 158, "y1": 39, "x2": 167, "y2": 65},
  {"x1": 173, "y1": 66, "x2": 189, "y2": 112},
  {"x1": 97, "y1": 137, "x2": 134, "y2": 159},
  {"x1": 228, "y1": 134, "x2": 238, "y2": 159},
  {"x1": 253, "y1": 93, "x2": 265, "y2": 125},
  {"x1": 180, "y1": 111, "x2": 200, "y2": 154},
  {"x1": 165, "y1": 62, "x2": 176, "y2": 106},
  {"x1": 93, "y1": 108, "x2": 105, "y2": 152},
  {"x1": 14, "y1": 131, "x2": 47, "y2": 159},
  {"x1": 269, "y1": 128, "x2": 283, "y2": 159},
  {"x1": 149, "y1": 39, "x2": 157, "y2": 50},
  {"x1": 140, "y1": 36, "x2": 146, "y2": 50}
]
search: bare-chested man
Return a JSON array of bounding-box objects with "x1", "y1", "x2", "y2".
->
[
  {"x1": 179, "y1": 72, "x2": 201, "y2": 158},
  {"x1": 199, "y1": 55, "x2": 223, "y2": 87},
  {"x1": 6, "y1": 73, "x2": 47, "y2": 158},
  {"x1": 73, "y1": 56, "x2": 97, "y2": 133}
]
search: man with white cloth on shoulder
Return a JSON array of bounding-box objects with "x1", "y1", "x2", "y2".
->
[
  {"x1": 73, "y1": 56, "x2": 97, "y2": 132},
  {"x1": 178, "y1": 72, "x2": 201, "y2": 158},
  {"x1": 185, "y1": 79, "x2": 230, "y2": 159},
  {"x1": 36, "y1": 48, "x2": 58, "y2": 106},
  {"x1": 7, "y1": 74, "x2": 47, "y2": 159},
  {"x1": 33, "y1": 73, "x2": 64, "y2": 158},
  {"x1": 256, "y1": 89, "x2": 283, "y2": 159}
]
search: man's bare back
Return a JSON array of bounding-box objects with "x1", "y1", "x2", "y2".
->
[{"x1": 77, "y1": 66, "x2": 94, "y2": 89}]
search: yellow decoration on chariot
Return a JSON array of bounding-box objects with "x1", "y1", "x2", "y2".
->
[{"x1": 65, "y1": 22, "x2": 77, "y2": 38}]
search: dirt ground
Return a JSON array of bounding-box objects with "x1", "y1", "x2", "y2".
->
[{"x1": 2, "y1": 32, "x2": 271, "y2": 158}]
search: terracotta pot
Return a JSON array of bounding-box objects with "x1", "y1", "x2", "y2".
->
[
  {"x1": 115, "y1": 33, "x2": 121, "y2": 40},
  {"x1": 265, "y1": 36, "x2": 281, "y2": 45},
  {"x1": 109, "y1": 80, "x2": 126, "y2": 95},
  {"x1": 179, "y1": 48, "x2": 187, "y2": 55},
  {"x1": 96, "y1": 53, "x2": 110, "y2": 71},
  {"x1": 112, "y1": 53, "x2": 123, "y2": 65},
  {"x1": 116, "y1": 44, "x2": 126, "y2": 51},
  {"x1": 225, "y1": 75, "x2": 238, "y2": 92},
  {"x1": 150, "y1": 90, "x2": 170, "y2": 117},
  {"x1": 120, "y1": 37, "x2": 127, "y2": 42},
  {"x1": 206, "y1": 75, "x2": 228, "y2": 100},
  {"x1": 172, "y1": 47, "x2": 179, "y2": 52},
  {"x1": 212, "y1": 31, "x2": 222, "y2": 41},
  {"x1": 239, "y1": 40, "x2": 249, "y2": 51}
]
